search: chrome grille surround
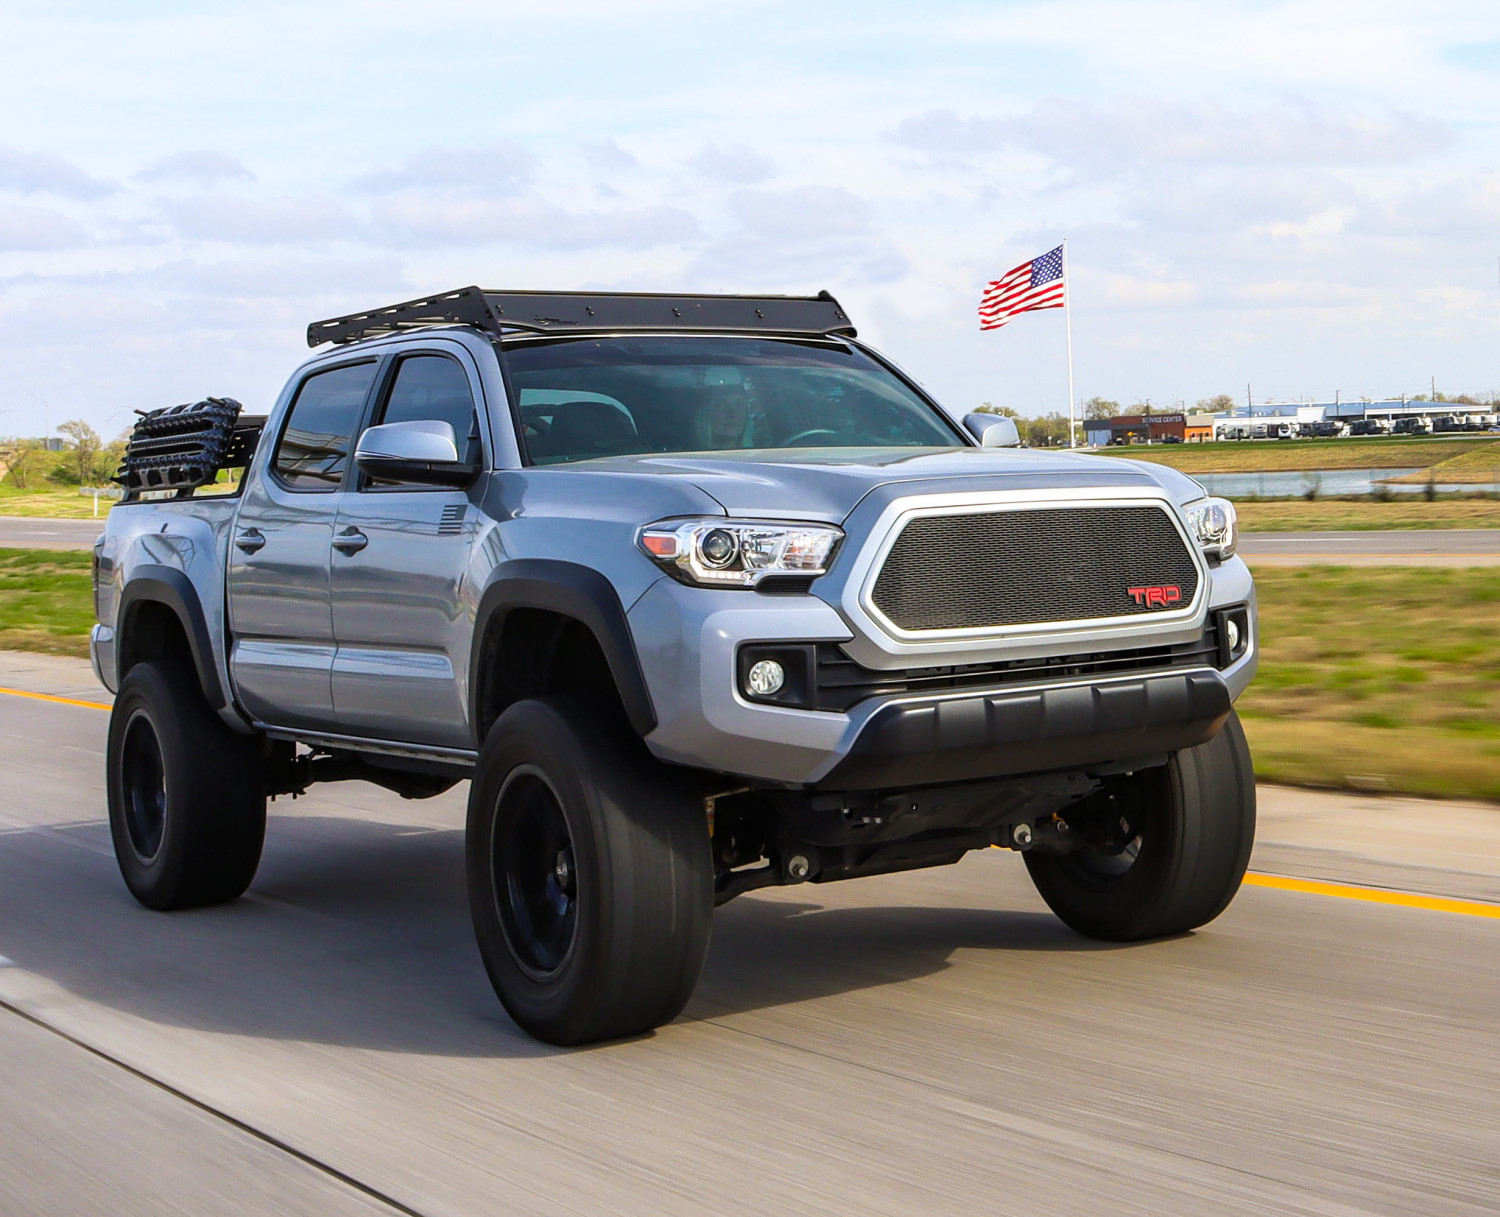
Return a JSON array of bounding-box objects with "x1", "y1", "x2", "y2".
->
[{"x1": 835, "y1": 487, "x2": 1209, "y2": 668}]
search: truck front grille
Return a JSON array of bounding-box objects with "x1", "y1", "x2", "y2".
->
[{"x1": 869, "y1": 504, "x2": 1200, "y2": 633}]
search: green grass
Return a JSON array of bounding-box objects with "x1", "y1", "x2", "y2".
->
[
  {"x1": 1240, "y1": 566, "x2": 1500, "y2": 802},
  {"x1": 2, "y1": 549, "x2": 1497, "y2": 801},
  {"x1": 0, "y1": 548, "x2": 94, "y2": 656},
  {"x1": 1388, "y1": 445, "x2": 1500, "y2": 486},
  {"x1": 1235, "y1": 498, "x2": 1500, "y2": 531},
  {"x1": 1094, "y1": 435, "x2": 1500, "y2": 474},
  {"x1": 0, "y1": 493, "x2": 117, "y2": 518}
]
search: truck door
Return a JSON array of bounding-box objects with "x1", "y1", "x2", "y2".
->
[
  {"x1": 227, "y1": 359, "x2": 378, "y2": 729},
  {"x1": 329, "y1": 349, "x2": 483, "y2": 749}
]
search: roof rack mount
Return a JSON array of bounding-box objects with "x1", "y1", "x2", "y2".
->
[{"x1": 306, "y1": 287, "x2": 855, "y2": 347}]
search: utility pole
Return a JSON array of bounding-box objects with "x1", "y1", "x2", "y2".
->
[
  {"x1": 1245, "y1": 383, "x2": 1252, "y2": 415},
  {"x1": 1431, "y1": 375, "x2": 1437, "y2": 402}
]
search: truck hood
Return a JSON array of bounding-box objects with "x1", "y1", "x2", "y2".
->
[{"x1": 565, "y1": 447, "x2": 1206, "y2": 522}]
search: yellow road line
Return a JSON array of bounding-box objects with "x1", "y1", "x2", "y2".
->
[
  {"x1": 1244, "y1": 872, "x2": 1500, "y2": 919},
  {"x1": 0, "y1": 685, "x2": 112, "y2": 711}
]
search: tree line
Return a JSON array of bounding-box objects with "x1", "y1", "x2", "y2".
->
[{"x1": 0, "y1": 421, "x2": 127, "y2": 491}]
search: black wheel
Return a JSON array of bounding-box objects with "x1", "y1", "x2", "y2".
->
[
  {"x1": 1024, "y1": 711, "x2": 1256, "y2": 941},
  {"x1": 466, "y1": 698, "x2": 713, "y2": 1045},
  {"x1": 106, "y1": 660, "x2": 266, "y2": 910}
]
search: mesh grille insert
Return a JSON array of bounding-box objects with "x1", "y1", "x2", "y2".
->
[{"x1": 870, "y1": 504, "x2": 1199, "y2": 632}]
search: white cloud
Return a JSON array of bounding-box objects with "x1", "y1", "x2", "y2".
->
[
  {"x1": 689, "y1": 142, "x2": 775, "y2": 184},
  {"x1": 161, "y1": 194, "x2": 357, "y2": 244},
  {"x1": 137, "y1": 151, "x2": 256, "y2": 184},
  {"x1": 352, "y1": 142, "x2": 536, "y2": 195},
  {"x1": 893, "y1": 98, "x2": 1452, "y2": 170},
  {"x1": 0, "y1": 146, "x2": 112, "y2": 199},
  {"x1": 0, "y1": 204, "x2": 87, "y2": 251},
  {"x1": 370, "y1": 193, "x2": 699, "y2": 250},
  {"x1": 584, "y1": 139, "x2": 637, "y2": 172}
]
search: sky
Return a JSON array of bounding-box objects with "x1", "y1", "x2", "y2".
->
[{"x1": 1, "y1": 0, "x2": 1498, "y2": 440}]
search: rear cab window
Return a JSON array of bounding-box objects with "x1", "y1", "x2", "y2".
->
[{"x1": 272, "y1": 362, "x2": 378, "y2": 491}]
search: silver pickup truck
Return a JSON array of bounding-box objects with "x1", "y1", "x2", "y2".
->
[{"x1": 93, "y1": 287, "x2": 1256, "y2": 1045}]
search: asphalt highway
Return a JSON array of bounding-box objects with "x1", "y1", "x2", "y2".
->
[
  {"x1": 0, "y1": 517, "x2": 106, "y2": 550},
  {"x1": 1, "y1": 653, "x2": 1497, "y2": 1215},
  {"x1": 1237, "y1": 528, "x2": 1500, "y2": 565}
]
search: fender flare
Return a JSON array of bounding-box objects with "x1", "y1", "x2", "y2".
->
[
  {"x1": 117, "y1": 566, "x2": 227, "y2": 712},
  {"x1": 470, "y1": 560, "x2": 657, "y2": 741}
]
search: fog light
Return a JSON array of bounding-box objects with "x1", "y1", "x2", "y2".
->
[
  {"x1": 1226, "y1": 618, "x2": 1241, "y2": 653},
  {"x1": 746, "y1": 659, "x2": 785, "y2": 696}
]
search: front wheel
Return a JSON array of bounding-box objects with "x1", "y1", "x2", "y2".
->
[
  {"x1": 1024, "y1": 711, "x2": 1256, "y2": 941},
  {"x1": 466, "y1": 698, "x2": 713, "y2": 1045}
]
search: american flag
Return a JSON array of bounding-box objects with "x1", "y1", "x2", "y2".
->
[{"x1": 979, "y1": 244, "x2": 1066, "y2": 331}]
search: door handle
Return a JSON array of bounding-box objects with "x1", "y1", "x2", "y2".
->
[
  {"x1": 332, "y1": 527, "x2": 368, "y2": 555},
  {"x1": 235, "y1": 528, "x2": 266, "y2": 554}
]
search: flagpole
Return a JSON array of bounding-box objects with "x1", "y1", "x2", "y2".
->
[{"x1": 1063, "y1": 238, "x2": 1076, "y2": 447}]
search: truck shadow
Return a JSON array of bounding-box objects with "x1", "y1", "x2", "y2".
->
[{"x1": 0, "y1": 811, "x2": 1131, "y2": 1059}]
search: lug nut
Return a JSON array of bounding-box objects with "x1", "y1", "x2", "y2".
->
[
  {"x1": 787, "y1": 854, "x2": 810, "y2": 880},
  {"x1": 1012, "y1": 823, "x2": 1033, "y2": 848}
]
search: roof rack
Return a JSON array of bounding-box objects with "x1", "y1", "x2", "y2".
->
[{"x1": 306, "y1": 286, "x2": 855, "y2": 347}]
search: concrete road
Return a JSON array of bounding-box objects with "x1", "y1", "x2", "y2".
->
[
  {"x1": 1240, "y1": 528, "x2": 1500, "y2": 566},
  {"x1": 0, "y1": 516, "x2": 104, "y2": 550},
  {"x1": 1, "y1": 655, "x2": 1498, "y2": 1216}
]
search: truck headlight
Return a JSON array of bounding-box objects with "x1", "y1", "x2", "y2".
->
[
  {"x1": 640, "y1": 518, "x2": 843, "y2": 587},
  {"x1": 1183, "y1": 496, "x2": 1238, "y2": 561}
]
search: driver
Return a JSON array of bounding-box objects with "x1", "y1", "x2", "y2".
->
[{"x1": 693, "y1": 388, "x2": 755, "y2": 450}]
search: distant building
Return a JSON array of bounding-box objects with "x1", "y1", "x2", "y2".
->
[{"x1": 1087, "y1": 413, "x2": 1189, "y2": 445}]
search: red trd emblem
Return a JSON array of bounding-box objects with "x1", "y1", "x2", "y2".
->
[{"x1": 1127, "y1": 584, "x2": 1182, "y2": 608}]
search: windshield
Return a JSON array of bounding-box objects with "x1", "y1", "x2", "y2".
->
[{"x1": 500, "y1": 336, "x2": 963, "y2": 465}]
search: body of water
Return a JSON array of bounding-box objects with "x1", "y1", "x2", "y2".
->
[{"x1": 1192, "y1": 467, "x2": 1500, "y2": 498}]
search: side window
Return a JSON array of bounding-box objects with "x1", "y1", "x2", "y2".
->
[
  {"x1": 378, "y1": 355, "x2": 477, "y2": 447},
  {"x1": 273, "y1": 362, "x2": 377, "y2": 491},
  {"x1": 359, "y1": 355, "x2": 479, "y2": 490}
]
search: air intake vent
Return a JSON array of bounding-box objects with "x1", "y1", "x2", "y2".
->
[
  {"x1": 870, "y1": 504, "x2": 1199, "y2": 632},
  {"x1": 438, "y1": 503, "x2": 466, "y2": 535}
]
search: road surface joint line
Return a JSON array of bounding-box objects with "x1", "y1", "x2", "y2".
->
[
  {"x1": 1244, "y1": 872, "x2": 1500, "y2": 919},
  {"x1": 0, "y1": 685, "x2": 111, "y2": 710},
  {"x1": 0, "y1": 995, "x2": 430, "y2": 1217}
]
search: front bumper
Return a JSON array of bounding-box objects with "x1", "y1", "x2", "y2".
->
[{"x1": 813, "y1": 667, "x2": 1231, "y2": 789}]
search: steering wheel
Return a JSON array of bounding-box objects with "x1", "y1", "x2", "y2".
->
[{"x1": 782, "y1": 428, "x2": 840, "y2": 447}]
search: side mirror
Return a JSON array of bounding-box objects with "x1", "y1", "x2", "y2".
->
[
  {"x1": 355, "y1": 420, "x2": 478, "y2": 487},
  {"x1": 962, "y1": 413, "x2": 1022, "y2": 448}
]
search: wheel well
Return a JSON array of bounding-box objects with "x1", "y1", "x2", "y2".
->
[
  {"x1": 118, "y1": 599, "x2": 195, "y2": 679},
  {"x1": 476, "y1": 608, "x2": 630, "y2": 742}
]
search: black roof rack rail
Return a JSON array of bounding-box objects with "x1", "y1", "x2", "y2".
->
[{"x1": 306, "y1": 287, "x2": 855, "y2": 347}]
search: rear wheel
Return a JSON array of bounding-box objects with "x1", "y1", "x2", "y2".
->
[
  {"x1": 106, "y1": 660, "x2": 266, "y2": 910},
  {"x1": 1024, "y1": 711, "x2": 1256, "y2": 940},
  {"x1": 466, "y1": 698, "x2": 713, "y2": 1045}
]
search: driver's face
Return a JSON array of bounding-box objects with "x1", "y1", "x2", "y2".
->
[{"x1": 708, "y1": 397, "x2": 748, "y2": 446}]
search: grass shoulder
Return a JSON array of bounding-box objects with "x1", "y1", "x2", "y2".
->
[
  {"x1": 1237, "y1": 498, "x2": 1500, "y2": 531},
  {"x1": 1093, "y1": 435, "x2": 1500, "y2": 474},
  {"x1": 0, "y1": 548, "x2": 94, "y2": 657},
  {"x1": 1240, "y1": 566, "x2": 1500, "y2": 802}
]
